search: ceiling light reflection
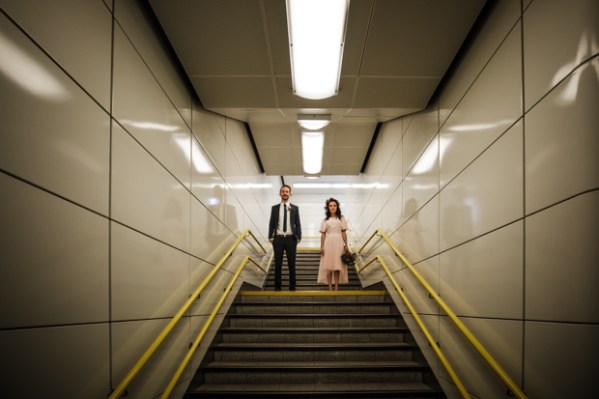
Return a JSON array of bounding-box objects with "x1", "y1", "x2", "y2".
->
[
  {"x1": 552, "y1": 31, "x2": 599, "y2": 104},
  {"x1": 121, "y1": 119, "x2": 179, "y2": 132},
  {"x1": 175, "y1": 136, "x2": 215, "y2": 174},
  {"x1": 293, "y1": 183, "x2": 390, "y2": 189},
  {"x1": 227, "y1": 183, "x2": 273, "y2": 189},
  {"x1": 412, "y1": 137, "x2": 452, "y2": 175},
  {"x1": 449, "y1": 123, "x2": 499, "y2": 132},
  {"x1": 0, "y1": 33, "x2": 69, "y2": 101}
]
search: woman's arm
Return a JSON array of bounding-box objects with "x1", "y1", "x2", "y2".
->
[{"x1": 342, "y1": 230, "x2": 348, "y2": 251}]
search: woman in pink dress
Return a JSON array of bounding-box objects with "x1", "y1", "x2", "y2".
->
[{"x1": 317, "y1": 198, "x2": 349, "y2": 291}]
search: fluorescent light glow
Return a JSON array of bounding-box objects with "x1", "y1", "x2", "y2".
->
[
  {"x1": 228, "y1": 183, "x2": 274, "y2": 189},
  {"x1": 293, "y1": 183, "x2": 390, "y2": 189},
  {"x1": 287, "y1": 0, "x2": 348, "y2": 99},
  {"x1": 0, "y1": 33, "x2": 69, "y2": 101},
  {"x1": 123, "y1": 120, "x2": 179, "y2": 132},
  {"x1": 412, "y1": 141, "x2": 439, "y2": 175},
  {"x1": 175, "y1": 137, "x2": 215, "y2": 174},
  {"x1": 301, "y1": 131, "x2": 325, "y2": 174},
  {"x1": 411, "y1": 137, "x2": 452, "y2": 175},
  {"x1": 297, "y1": 114, "x2": 331, "y2": 130}
]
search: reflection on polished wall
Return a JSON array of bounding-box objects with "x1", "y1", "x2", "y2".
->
[
  {"x1": 0, "y1": 1, "x2": 278, "y2": 398},
  {"x1": 344, "y1": 1, "x2": 599, "y2": 398},
  {"x1": 0, "y1": 0, "x2": 597, "y2": 398}
]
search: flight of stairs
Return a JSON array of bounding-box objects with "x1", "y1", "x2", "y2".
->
[
  {"x1": 184, "y1": 249, "x2": 446, "y2": 398},
  {"x1": 262, "y1": 249, "x2": 362, "y2": 291}
]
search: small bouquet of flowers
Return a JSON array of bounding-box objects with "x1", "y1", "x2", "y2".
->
[{"x1": 340, "y1": 250, "x2": 357, "y2": 266}]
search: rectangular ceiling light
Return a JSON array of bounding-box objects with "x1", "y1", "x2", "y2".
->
[
  {"x1": 301, "y1": 131, "x2": 325, "y2": 174},
  {"x1": 286, "y1": 0, "x2": 349, "y2": 100}
]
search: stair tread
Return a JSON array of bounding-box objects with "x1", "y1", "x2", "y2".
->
[
  {"x1": 228, "y1": 313, "x2": 400, "y2": 318},
  {"x1": 205, "y1": 360, "x2": 426, "y2": 369},
  {"x1": 222, "y1": 326, "x2": 405, "y2": 332},
  {"x1": 191, "y1": 381, "x2": 436, "y2": 392},
  {"x1": 214, "y1": 342, "x2": 414, "y2": 349},
  {"x1": 235, "y1": 301, "x2": 392, "y2": 305}
]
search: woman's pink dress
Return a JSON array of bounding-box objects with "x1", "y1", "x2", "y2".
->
[{"x1": 317, "y1": 216, "x2": 349, "y2": 284}]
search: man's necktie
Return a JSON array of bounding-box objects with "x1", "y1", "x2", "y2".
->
[{"x1": 283, "y1": 205, "x2": 287, "y2": 233}]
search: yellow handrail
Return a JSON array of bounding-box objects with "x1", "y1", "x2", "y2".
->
[
  {"x1": 362, "y1": 256, "x2": 470, "y2": 398},
  {"x1": 109, "y1": 229, "x2": 266, "y2": 399},
  {"x1": 161, "y1": 255, "x2": 259, "y2": 398},
  {"x1": 358, "y1": 229, "x2": 527, "y2": 399}
]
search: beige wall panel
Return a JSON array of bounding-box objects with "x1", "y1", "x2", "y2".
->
[
  {"x1": 190, "y1": 195, "x2": 236, "y2": 263},
  {"x1": 111, "y1": 222, "x2": 190, "y2": 321},
  {"x1": 524, "y1": 321, "x2": 598, "y2": 399},
  {"x1": 440, "y1": 317, "x2": 523, "y2": 399},
  {"x1": 404, "y1": 136, "x2": 440, "y2": 218},
  {"x1": 440, "y1": 122, "x2": 523, "y2": 251},
  {"x1": 402, "y1": 108, "x2": 439, "y2": 174},
  {"x1": 0, "y1": 0, "x2": 112, "y2": 108},
  {"x1": 190, "y1": 137, "x2": 224, "y2": 206},
  {"x1": 115, "y1": 0, "x2": 193, "y2": 126},
  {"x1": 525, "y1": 61, "x2": 599, "y2": 213},
  {"x1": 0, "y1": 174, "x2": 109, "y2": 329},
  {"x1": 111, "y1": 319, "x2": 190, "y2": 399},
  {"x1": 113, "y1": 26, "x2": 192, "y2": 188},
  {"x1": 380, "y1": 142, "x2": 403, "y2": 194},
  {"x1": 192, "y1": 108, "x2": 227, "y2": 174},
  {"x1": 0, "y1": 12, "x2": 110, "y2": 215},
  {"x1": 400, "y1": 195, "x2": 440, "y2": 264},
  {"x1": 380, "y1": 185, "x2": 402, "y2": 236},
  {"x1": 439, "y1": 0, "x2": 520, "y2": 125},
  {"x1": 523, "y1": 0, "x2": 599, "y2": 110},
  {"x1": 111, "y1": 123, "x2": 190, "y2": 252},
  {"x1": 440, "y1": 25, "x2": 522, "y2": 188},
  {"x1": 0, "y1": 324, "x2": 110, "y2": 399},
  {"x1": 440, "y1": 222, "x2": 523, "y2": 319},
  {"x1": 395, "y1": 256, "x2": 440, "y2": 316},
  {"x1": 525, "y1": 191, "x2": 599, "y2": 323}
]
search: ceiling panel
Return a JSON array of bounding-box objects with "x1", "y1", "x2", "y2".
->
[{"x1": 148, "y1": 0, "x2": 487, "y2": 179}]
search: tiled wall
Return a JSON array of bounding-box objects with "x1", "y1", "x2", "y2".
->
[
  {"x1": 349, "y1": 0, "x2": 598, "y2": 398},
  {"x1": 0, "y1": 1, "x2": 278, "y2": 398}
]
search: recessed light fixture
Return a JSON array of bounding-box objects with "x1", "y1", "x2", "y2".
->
[
  {"x1": 286, "y1": 0, "x2": 349, "y2": 100},
  {"x1": 297, "y1": 114, "x2": 331, "y2": 130},
  {"x1": 301, "y1": 131, "x2": 325, "y2": 174}
]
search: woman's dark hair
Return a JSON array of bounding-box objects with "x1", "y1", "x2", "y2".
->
[{"x1": 324, "y1": 198, "x2": 342, "y2": 220}]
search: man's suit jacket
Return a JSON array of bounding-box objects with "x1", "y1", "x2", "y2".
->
[{"x1": 269, "y1": 204, "x2": 302, "y2": 241}]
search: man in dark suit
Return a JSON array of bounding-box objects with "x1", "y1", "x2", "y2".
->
[{"x1": 268, "y1": 184, "x2": 302, "y2": 291}]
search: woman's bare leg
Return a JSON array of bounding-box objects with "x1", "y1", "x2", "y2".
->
[
  {"x1": 327, "y1": 273, "x2": 333, "y2": 291},
  {"x1": 333, "y1": 271, "x2": 340, "y2": 290}
]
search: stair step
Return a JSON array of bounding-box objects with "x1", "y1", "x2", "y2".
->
[
  {"x1": 221, "y1": 326, "x2": 405, "y2": 332},
  {"x1": 204, "y1": 360, "x2": 425, "y2": 369},
  {"x1": 202, "y1": 364, "x2": 430, "y2": 384},
  {"x1": 184, "y1": 250, "x2": 445, "y2": 398},
  {"x1": 232, "y1": 302, "x2": 397, "y2": 313},
  {"x1": 187, "y1": 382, "x2": 440, "y2": 398},
  {"x1": 213, "y1": 342, "x2": 415, "y2": 350}
]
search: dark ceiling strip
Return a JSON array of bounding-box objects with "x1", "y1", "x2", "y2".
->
[
  {"x1": 360, "y1": 122, "x2": 381, "y2": 174},
  {"x1": 244, "y1": 123, "x2": 265, "y2": 174},
  {"x1": 141, "y1": 0, "x2": 201, "y2": 106}
]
